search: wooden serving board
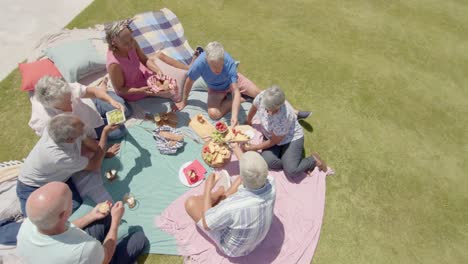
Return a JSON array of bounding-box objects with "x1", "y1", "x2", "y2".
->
[
  {"x1": 224, "y1": 125, "x2": 254, "y2": 142},
  {"x1": 189, "y1": 115, "x2": 216, "y2": 139}
]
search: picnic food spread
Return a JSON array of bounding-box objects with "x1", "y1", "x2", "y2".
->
[
  {"x1": 127, "y1": 196, "x2": 136, "y2": 208},
  {"x1": 188, "y1": 170, "x2": 198, "y2": 182},
  {"x1": 154, "y1": 112, "x2": 178, "y2": 128},
  {"x1": 106, "y1": 169, "x2": 118, "y2": 180},
  {"x1": 153, "y1": 125, "x2": 184, "y2": 154},
  {"x1": 189, "y1": 114, "x2": 215, "y2": 138},
  {"x1": 230, "y1": 128, "x2": 251, "y2": 142},
  {"x1": 159, "y1": 131, "x2": 184, "y2": 142},
  {"x1": 124, "y1": 193, "x2": 136, "y2": 209},
  {"x1": 215, "y1": 121, "x2": 228, "y2": 133},
  {"x1": 196, "y1": 114, "x2": 205, "y2": 123},
  {"x1": 98, "y1": 201, "x2": 112, "y2": 214},
  {"x1": 106, "y1": 109, "x2": 125, "y2": 124},
  {"x1": 147, "y1": 73, "x2": 177, "y2": 93},
  {"x1": 181, "y1": 160, "x2": 206, "y2": 186},
  {"x1": 202, "y1": 141, "x2": 231, "y2": 167}
]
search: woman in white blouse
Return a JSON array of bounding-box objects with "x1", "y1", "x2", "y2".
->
[{"x1": 243, "y1": 85, "x2": 327, "y2": 178}]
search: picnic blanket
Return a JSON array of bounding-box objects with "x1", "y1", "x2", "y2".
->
[
  {"x1": 0, "y1": 162, "x2": 22, "y2": 223},
  {"x1": 156, "y1": 154, "x2": 334, "y2": 264},
  {"x1": 70, "y1": 122, "x2": 211, "y2": 255},
  {"x1": 130, "y1": 8, "x2": 194, "y2": 65},
  {"x1": 15, "y1": 6, "x2": 254, "y2": 255},
  {"x1": 70, "y1": 78, "x2": 254, "y2": 254}
]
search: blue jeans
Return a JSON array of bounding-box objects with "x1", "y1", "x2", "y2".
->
[
  {"x1": 261, "y1": 137, "x2": 316, "y2": 178},
  {"x1": 16, "y1": 178, "x2": 82, "y2": 217},
  {"x1": 84, "y1": 215, "x2": 149, "y2": 263},
  {"x1": 92, "y1": 92, "x2": 132, "y2": 140}
]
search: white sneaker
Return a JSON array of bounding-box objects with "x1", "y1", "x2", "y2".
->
[{"x1": 217, "y1": 170, "x2": 231, "y2": 190}]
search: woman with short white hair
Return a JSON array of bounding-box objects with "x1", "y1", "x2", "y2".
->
[
  {"x1": 184, "y1": 150, "x2": 276, "y2": 257},
  {"x1": 244, "y1": 85, "x2": 327, "y2": 178},
  {"x1": 31, "y1": 75, "x2": 129, "y2": 142}
]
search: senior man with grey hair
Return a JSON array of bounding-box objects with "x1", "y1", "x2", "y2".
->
[
  {"x1": 185, "y1": 148, "x2": 276, "y2": 257},
  {"x1": 29, "y1": 75, "x2": 131, "y2": 142},
  {"x1": 243, "y1": 85, "x2": 327, "y2": 178},
  {"x1": 17, "y1": 181, "x2": 149, "y2": 264},
  {"x1": 174, "y1": 41, "x2": 263, "y2": 126},
  {"x1": 174, "y1": 41, "x2": 311, "y2": 125},
  {"x1": 16, "y1": 113, "x2": 117, "y2": 216}
]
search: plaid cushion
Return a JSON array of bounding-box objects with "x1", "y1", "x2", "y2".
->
[{"x1": 130, "y1": 8, "x2": 194, "y2": 65}]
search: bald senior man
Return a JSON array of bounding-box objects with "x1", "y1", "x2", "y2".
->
[{"x1": 17, "y1": 182, "x2": 148, "y2": 264}]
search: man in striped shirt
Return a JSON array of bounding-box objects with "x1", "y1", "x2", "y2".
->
[{"x1": 185, "y1": 149, "x2": 276, "y2": 257}]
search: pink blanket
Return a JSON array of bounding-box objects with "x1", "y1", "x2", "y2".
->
[{"x1": 156, "y1": 157, "x2": 334, "y2": 264}]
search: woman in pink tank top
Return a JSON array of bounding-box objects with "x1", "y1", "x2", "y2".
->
[{"x1": 105, "y1": 20, "x2": 198, "y2": 102}]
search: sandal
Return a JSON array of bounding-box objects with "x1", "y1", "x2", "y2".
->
[{"x1": 194, "y1": 46, "x2": 204, "y2": 56}]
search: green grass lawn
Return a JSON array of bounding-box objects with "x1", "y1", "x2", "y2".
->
[{"x1": 1, "y1": 0, "x2": 467, "y2": 263}]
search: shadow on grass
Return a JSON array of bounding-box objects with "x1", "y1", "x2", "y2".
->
[
  {"x1": 138, "y1": 254, "x2": 149, "y2": 264},
  {"x1": 299, "y1": 120, "x2": 313, "y2": 133}
]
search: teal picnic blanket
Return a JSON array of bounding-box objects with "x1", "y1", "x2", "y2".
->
[
  {"x1": 72, "y1": 123, "x2": 211, "y2": 255},
  {"x1": 71, "y1": 80, "x2": 253, "y2": 254}
]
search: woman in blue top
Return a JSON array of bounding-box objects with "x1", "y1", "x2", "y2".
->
[{"x1": 174, "y1": 41, "x2": 261, "y2": 126}]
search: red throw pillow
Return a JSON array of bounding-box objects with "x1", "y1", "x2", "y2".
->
[{"x1": 18, "y1": 59, "x2": 63, "y2": 91}]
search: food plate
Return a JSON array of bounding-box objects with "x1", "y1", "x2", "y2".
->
[
  {"x1": 201, "y1": 141, "x2": 231, "y2": 168},
  {"x1": 179, "y1": 161, "x2": 204, "y2": 187},
  {"x1": 224, "y1": 125, "x2": 255, "y2": 142},
  {"x1": 243, "y1": 129, "x2": 255, "y2": 139},
  {"x1": 105, "y1": 109, "x2": 126, "y2": 125}
]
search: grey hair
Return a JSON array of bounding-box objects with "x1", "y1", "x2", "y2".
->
[
  {"x1": 262, "y1": 85, "x2": 286, "y2": 111},
  {"x1": 47, "y1": 113, "x2": 83, "y2": 143},
  {"x1": 240, "y1": 151, "x2": 268, "y2": 189},
  {"x1": 205, "y1": 41, "x2": 225, "y2": 62},
  {"x1": 34, "y1": 76, "x2": 71, "y2": 108}
]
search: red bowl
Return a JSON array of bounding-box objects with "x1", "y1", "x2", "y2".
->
[{"x1": 215, "y1": 122, "x2": 228, "y2": 133}]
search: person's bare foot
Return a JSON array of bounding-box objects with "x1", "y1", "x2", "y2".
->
[
  {"x1": 310, "y1": 152, "x2": 327, "y2": 173},
  {"x1": 105, "y1": 143, "x2": 121, "y2": 158}
]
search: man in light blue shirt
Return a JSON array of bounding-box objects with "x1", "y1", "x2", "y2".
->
[
  {"x1": 175, "y1": 41, "x2": 262, "y2": 126},
  {"x1": 185, "y1": 149, "x2": 276, "y2": 257},
  {"x1": 17, "y1": 181, "x2": 148, "y2": 264}
]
